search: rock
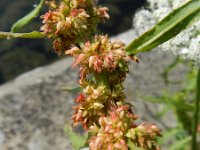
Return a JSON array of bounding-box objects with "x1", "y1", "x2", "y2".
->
[
  {"x1": 0, "y1": 29, "x2": 187, "y2": 150},
  {"x1": 0, "y1": 59, "x2": 76, "y2": 150},
  {"x1": 0, "y1": 130, "x2": 5, "y2": 146}
]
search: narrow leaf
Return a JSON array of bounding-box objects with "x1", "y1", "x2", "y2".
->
[
  {"x1": 0, "y1": 31, "x2": 45, "y2": 39},
  {"x1": 155, "y1": 105, "x2": 170, "y2": 118},
  {"x1": 169, "y1": 136, "x2": 192, "y2": 150},
  {"x1": 127, "y1": 139, "x2": 144, "y2": 150},
  {"x1": 11, "y1": 0, "x2": 45, "y2": 32},
  {"x1": 126, "y1": 0, "x2": 200, "y2": 54},
  {"x1": 158, "y1": 128, "x2": 183, "y2": 145},
  {"x1": 160, "y1": 57, "x2": 181, "y2": 85},
  {"x1": 64, "y1": 124, "x2": 87, "y2": 150},
  {"x1": 137, "y1": 92, "x2": 167, "y2": 103},
  {"x1": 62, "y1": 86, "x2": 81, "y2": 93}
]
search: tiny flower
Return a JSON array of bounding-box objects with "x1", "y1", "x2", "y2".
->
[
  {"x1": 88, "y1": 56, "x2": 96, "y2": 68},
  {"x1": 65, "y1": 46, "x2": 81, "y2": 55},
  {"x1": 93, "y1": 58, "x2": 103, "y2": 73},
  {"x1": 83, "y1": 85, "x2": 94, "y2": 94},
  {"x1": 93, "y1": 102, "x2": 104, "y2": 109},
  {"x1": 75, "y1": 54, "x2": 86, "y2": 66},
  {"x1": 96, "y1": 7, "x2": 110, "y2": 20},
  {"x1": 75, "y1": 93, "x2": 85, "y2": 103}
]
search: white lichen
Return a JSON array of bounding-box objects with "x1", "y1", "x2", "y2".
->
[{"x1": 133, "y1": 0, "x2": 200, "y2": 67}]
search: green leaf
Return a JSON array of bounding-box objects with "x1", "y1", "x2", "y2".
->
[
  {"x1": 127, "y1": 139, "x2": 144, "y2": 150},
  {"x1": 158, "y1": 128, "x2": 183, "y2": 145},
  {"x1": 137, "y1": 92, "x2": 167, "y2": 103},
  {"x1": 11, "y1": 0, "x2": 45, "y2": 32},
  {"x1": 126, "y1": 0, "x2": 200, "y2": 54},
  {"x1": 155, "y1": 105, "x2": 170, "y2": 118},
  {"x1": 160, "y1": 57, "x2": 182, "y2": 85},
  {"x1": 62, "y1": 86, "x2": 81, "y2": 93},
  {"x1": 64, "y1": 124, "x2": 87, "y2": 150},
  {"x1": 0, "y1": 31, "x2": 45, "y2": 39},
  {"x1": 169, "y1": 136, "x2": 191, "y2": 150}
]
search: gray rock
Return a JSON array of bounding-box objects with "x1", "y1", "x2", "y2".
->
[
  {"x1": 0, "y1": 29, "x2": 187, "y2": 150},
  {"x1": 0, "y1": 130, "x2": 5, "y2": 148}
]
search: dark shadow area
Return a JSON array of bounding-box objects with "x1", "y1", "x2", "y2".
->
[{"x1": 98, "y1": 0, "x2": 146, "y2": 35}]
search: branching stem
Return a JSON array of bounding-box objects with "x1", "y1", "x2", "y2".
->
[{"x1": 192, "y1": 68, "x2": 200, "y2": 150}]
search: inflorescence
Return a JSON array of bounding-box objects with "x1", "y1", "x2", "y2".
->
[{"x1": 41, "y1": 0, "x2": 161, "y2": 149}]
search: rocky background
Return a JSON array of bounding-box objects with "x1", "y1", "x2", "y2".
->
[{"x1": 0, "y1": 29, "x2": 188, "y2": 149}]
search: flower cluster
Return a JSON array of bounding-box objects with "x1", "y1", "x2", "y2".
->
[
  {"x1": 41, "y1": 0, "x2": 109, "y2": 54},
  {"x1": 89, "y1": 102, "x2": 137, "y2": 150},
  {"x1": 126, "y1": 123, "x2": 161, "y2": 150},
  {"x1": 66, "y1": 35, "x2": 161, "y2": 149},
  {"x1": 66, "y1": 35, "x2": 130, "y2": 73},
  {"x1": 89, "y1": 102, "x2": 161, "y2": 150},
  {"x1": 68, "y1": 35, "x2": 132, "y2": 130},
  {"x1": 42, "y1": 1, "x2": 162, "y2": 149},
  {"x1": 71, "y1": 85, "x2": 110, "y2": 129}
]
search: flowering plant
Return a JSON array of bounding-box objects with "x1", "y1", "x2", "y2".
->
[
  {"x1": 0, "y1": 0, "x2": 199, "y2": 149},
  {"x1": 40, "y1": 1, "x2": 162, "y2": 149}
]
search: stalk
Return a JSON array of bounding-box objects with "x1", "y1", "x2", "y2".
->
[
  {"x1": 95, "y1": 72, "x2": 109, "y2": 88},
  {"x1": 192, "y1": 68, "x2": 200, "y2": 150}
]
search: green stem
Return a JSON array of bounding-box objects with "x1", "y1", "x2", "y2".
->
[
  {"x1": 84, "y1": 132, "x2": 93, "y2": 147},
  {"x1": 192, "y1": 68, "x2": 200, "y2": 150},
  {"x1": 95, "y1": 72, "x2": 109, "y2": 88},
  {"x1": 0, "y1": 31, "x2": 45, "y2": 39}
]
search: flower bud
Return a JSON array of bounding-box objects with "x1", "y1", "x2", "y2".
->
[
  {"x1": 113, "y1": 43, "x2": 121, "y2": 49},
  {"x1": 115, "y1": 49, "x2": 125, "y2": 57},
  {"x1": 93, "y1": 102, "x2": 104, "y2": 109},
  {"x1": 119, "y1": 111, "x2": 125, "y2": 119},
  {"x1": 147, "y1": 140, "x2": 152, "y2": 149},
  {"x1": 89, "y1": 56, "x2": 95, "y2": 68},
  {"x1": 82, "y1": 110, "x2": 88, "y2": 117},
  {"x1": 75, "y1": 54, "x2": 86, "y2": 65},
  {"x1": 137, "y1": 125, "x2": 145, "y2": 131},
  {"x1": 98, "y1": 7, "x2": 110, "y2": 20},
  {"x1": 81, "y1": 25, "x2": 87, "y2": 29},
  {"x1": 75, "y1": 93, "x2": 85, "y2": 103},
  {"x1": 65, "y1": 46, "x2": 80, "y2": 55}
]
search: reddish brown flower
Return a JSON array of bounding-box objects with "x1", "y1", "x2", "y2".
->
[{"x1": 75, "y1": 93, "x2": 85, "y2": 103}]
